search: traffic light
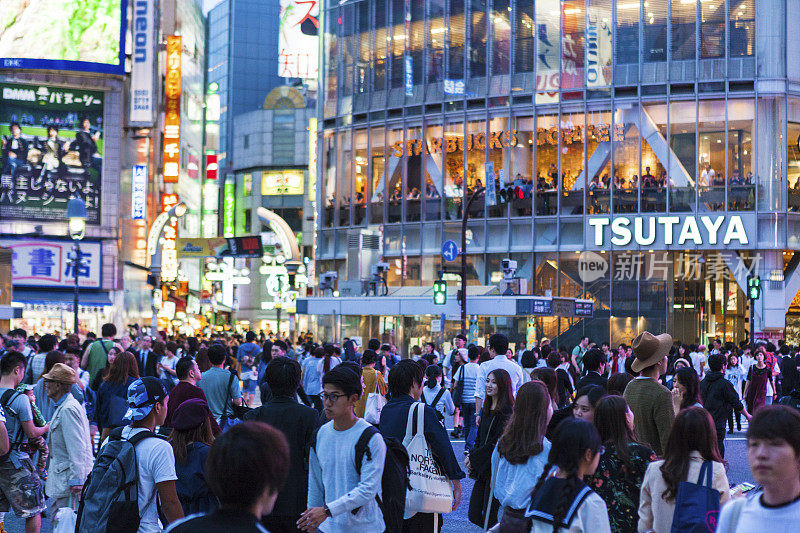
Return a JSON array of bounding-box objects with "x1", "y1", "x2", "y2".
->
[
  {"x1": 433, "y1": 280, "x2": 447, "y2": 305},
  {"x1": 747, "y1": 275, "x2": 761, "y2": 300}
]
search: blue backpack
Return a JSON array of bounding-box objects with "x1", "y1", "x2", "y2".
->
[{"x1": 671, "y1": 461, "x2": 721, "y2": 533}]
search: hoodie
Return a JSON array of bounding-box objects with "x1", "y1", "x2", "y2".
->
[{"x1": 700, "y1": 371, "x2": 744, "y2": 429}]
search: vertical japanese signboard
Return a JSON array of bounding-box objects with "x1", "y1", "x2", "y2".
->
[
  {"x1": 205, "y1": 153, "x2": 218, "y2": 180},
  {"x1": 223, "y1": 179, "x2": 235, "y2": 238},
  {"x1": 278, "y1": 0, "x2": 319, "y2": 79},
  {"x1": 163, "y1": 36, "x2": 181, "y2": 184},
  {"x1": 161, "y1": 193, "x2": 179, "y2": 282},
  {"x1": 131, "y1": 164, "x2": 147, "y2": 220},
  {"x1": 308, "y1": 117, "x2": 317, "y2": 202},
  {"x1": 130, "y1": 0, "x2": 155, "y2": 125},
  {"x1": 0, "y1": 82, "x2": 104, "y2": 223}
]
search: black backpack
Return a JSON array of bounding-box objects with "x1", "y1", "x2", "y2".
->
[
  {"x1": 76, "y1": 427, "x2": 163, "y2": 533},
  {"x1": 312, "y1": 425, "x2": 410, "y2": 533},
  {"x1": 422, "y1": 389, "x2": 447, "y2": 422}
]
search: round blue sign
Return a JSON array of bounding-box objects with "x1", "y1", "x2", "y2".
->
[{"x1": 441, "y1": 240, "x2": 459, "y2": 262}]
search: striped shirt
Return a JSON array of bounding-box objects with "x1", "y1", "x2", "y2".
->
[{"x1": 456, "y1": 362, "x2": 479, "y2": 404}]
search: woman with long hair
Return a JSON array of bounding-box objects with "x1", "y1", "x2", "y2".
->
[
  {"x1": 421, "y1": 364, "x2": 454, "y2": 425},
  {"x1": 449, "y1": 348, "x2": 465, "y2": 438},
  {"x1": 671, "y1": 366, "x2": 702, "y2": 413},
  {"x1": 590, "y1": 395, "x2": 657, "y2": 533},
  {"x1": 491, "y1": 381, "x2": 553, "y2": 530},
  {"x1": 95, "y1": 350, "x2": 140, "y2": 442},
  {"x1": 531, "y1": 367, "x2": 559, "y2": 414},
  {"x1": 547, "y1": 384, "x2": 604, "y2": 440},
  {"x1": 169, "y1": 398, "x2": 217, "y2": 515},
  {"x1": 744, "y1": 349, "x2": 771, "y2": 413},
  {"x1": 316, "y1": 344, "x2": 341, "y2": 387},
  {"x1": 724, "y1": 352, "x2": 746, "y2": 432},
  {"x1": 638, "y1": 407, "x2": 730, "y2": 532},
  {"x1": 467, "y1": 369, "x2": 514, "y2": 528},
  {"x1": 528, "y1": 418, "x2": 611, "y2": 532}
]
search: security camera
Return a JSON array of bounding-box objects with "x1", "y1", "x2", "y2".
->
[{"x1": 501, "y1": 259, "x2": 517, "y2": 271}]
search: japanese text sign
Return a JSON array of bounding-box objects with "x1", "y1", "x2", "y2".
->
[{"x1": 0, "y1": 239, "x2": 101, "y2": 289}]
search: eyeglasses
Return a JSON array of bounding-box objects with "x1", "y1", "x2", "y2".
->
[{"x1": 320, "y1": 392, "x2": 347, "y2": 403}]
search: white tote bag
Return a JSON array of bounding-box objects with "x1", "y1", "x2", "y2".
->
[
  {"x1": 364, "y1": 377, "x2": 387, "y2": 424},
  {"x1": 402, "y1": 402, "x2": 453, "y2": 517}
]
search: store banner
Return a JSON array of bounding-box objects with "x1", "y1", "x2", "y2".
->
[
  {"x1": 0, "y1": 82, "x2": 104, "y2": 223},
  {"x1": 0, "y1": 238, "x2": 102, "y2": 289},
  {"x1": 223, "y1": 179, "x2": 235, "y2": 238},
  {"x1": 130, "y1": 0, "x2": 156, "y2": 125},
  {"x1": 586, "y1": 5, "x2": 613, "y2": 88},
  {"x1": 131, "y1": 164, "x2": 147, "y2": 220},
  {"x1": 485, "y1": 162, "x2": 497, "y2": 206},
  {"x1": 163, "y1": 36, "x2": 181, "y2": 184}
]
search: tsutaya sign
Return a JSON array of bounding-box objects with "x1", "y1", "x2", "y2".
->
[{"x1": 586, "y1": 214, "x2": 755, "y2": 250}]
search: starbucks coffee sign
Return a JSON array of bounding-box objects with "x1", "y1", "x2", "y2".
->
[{"x1": 586, "y1": 214, "x2": 755, "y2": 250}]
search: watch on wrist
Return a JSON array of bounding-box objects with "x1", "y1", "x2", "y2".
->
[{"x1": 324, "y1": 505, "x2": 332, "y2": 517}]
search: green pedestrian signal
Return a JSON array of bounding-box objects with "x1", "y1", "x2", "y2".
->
[
  {"x1": 433, "y1": 280, "x2": 447, "y2": 305},
  {"x1": 747, "y1": 275, "x2": 761, "y2": 300}
]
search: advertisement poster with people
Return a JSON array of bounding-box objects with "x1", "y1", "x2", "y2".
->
[{"x1": 0, "y1": 82, "x2": 104, "y2": 224}]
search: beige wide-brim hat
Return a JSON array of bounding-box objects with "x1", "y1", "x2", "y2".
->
[
  {"x1": 41, "y1": 363, "x2": 76, "y2": 385},
  {"x1": 631, "y1": 331, "x2": 673, "y2": 372}
]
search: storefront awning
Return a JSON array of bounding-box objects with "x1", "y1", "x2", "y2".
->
[{"x1": 12, "y1": 290, "x2": 112, "y2": 307}]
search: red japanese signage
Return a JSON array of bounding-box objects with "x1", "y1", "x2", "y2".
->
[
  {"x1": 163, "y1": 36, "x2": 182, "y2": 184},
  {"x1": 205, "y1": 153, "x2": 218, "y2": 180}
]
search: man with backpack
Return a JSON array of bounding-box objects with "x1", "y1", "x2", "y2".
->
[
  {"x1": 0, "y1": 350, "x2": 48, "y2": 533},
  {"x1": 81, "y1": 323, "x2": 118, "y2": 389},
  {"x1": 300, "y1": 365, "x2": 386, "y2": 532},
  {"x1": 77, "y1": 377, "x2": 183, "y2": 532},
  {"x1": 197, "y1": 344, "x2": 242, "y2": 424},
  {"x1": 379, "y1": 360, "x2": 464, "y2": 532}
]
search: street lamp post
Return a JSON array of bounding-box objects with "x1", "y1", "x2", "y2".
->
[{"x1": 66, "y1": 198, "x2": 87, "y2": 335}]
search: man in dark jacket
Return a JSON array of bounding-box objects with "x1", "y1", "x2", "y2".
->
[
  {"x1": 778, "y1": 347, "x2": 799, "y2": 399},
  {"x1": 576, "y1": 348, "x2": 608, "y2": 391},
  {"x1": 379, "y1": 360, "x2": 464, "y2": 533},
  {"x1": 243, "y1": 357, "x2": 320, "y2": 532},
  {"x1": 700, "y1": 353, "x2": 751, "y2": 457}
]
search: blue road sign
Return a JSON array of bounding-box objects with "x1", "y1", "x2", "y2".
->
[{"x1": 442, "y1": 240, "x2": 458, "y2": 262}]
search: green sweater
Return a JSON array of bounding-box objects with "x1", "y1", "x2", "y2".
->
[{"x1": 623, "y1": 377, "x2": 675, "y2": 457}]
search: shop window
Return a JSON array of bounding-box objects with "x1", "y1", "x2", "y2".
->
[
  {"x1": 535, "y1": 113, "x2": 559, "y2": 215},
  {"x1": 700, "y1": 0, "x2": 725, "y2": 59},
  {"x1": 561, "y1": 0, "x2": 585, "y2": 91},
  {"x1": 369, "y1": 127, "x2": 385, "y2": 224},
  {"x1": 727, "y1": 99, "x2": 754, "y2": 210},
  {"x1": 354, "y1": 130, "x2": 368, "y2": 225},
  {"x1": 321, "y1": 131, "x2": 336, "y2": 227},
  {"x1": 667, "y1": 101, "x2": 694, "y2": 212},
  {"x1": 562, "y1": 112, "x2": 586, "y2": 215},
  {"x1": 510, "y1": 115, "x2": 534, "y2": 216},
  {"x1": 644, "y1": 0, "x2": 667, "y2": 62},
  {"x1": 429, "y1": 0, "x2": 445, "y2": 84},
  {"x1": 465, "y1": 119, "x2": 487, "y2": 218},
  {"x1": 373, "y1": 2, "x2": 388, "y2": 92},
  {"x1": 492, "y1": 0, "x2": 511, "y2": 75},
  {"x1": 788, "y1": 120, "x2": 800, "y2": 212},
  {"x1": 337, "y1": 130, "x2": 352, "y2": 226},
  {"x1": 406, "y1": 125, "x2": 423, "y2": 222},
  {"x1": 444, "y1": 121, "x2": 464, "y2": 220},
  {"x1": 386, "y1": 127, "x2": 404, "y2": 223},
  {"x1": 612, "y1": 105, "x2": 640, "y2": 214},
  {"x1": 671, "y1": 0, "x2": 696, "y2": 62},
  {"x1": 615, "y1": 0, "x2": 638, "y2": 65},
  {"x1": 729, "y1": 0, "x2": 754, "y2": 57},
  {"x1": 448, "y1": 0, "x2": 465, "y2": 79},
  {"x1": 514, "y1": 1, "x2": 534, "y2": 73},
  {"x1": 423, "y1": 123, "x2": 443, "y2": 221},
  {"x1": 469, "y1": 0, "x2": 487, "y2": 79}
]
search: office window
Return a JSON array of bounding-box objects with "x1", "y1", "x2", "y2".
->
[{"x1": 729, "y1": 0, "x2": 754, "y2": 57}]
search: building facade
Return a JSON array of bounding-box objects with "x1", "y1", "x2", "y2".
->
[
  {"x1": 227, "y1": 86, "x2": 315, "y2": 333},
  {"x1": 207, "y1": 0, "x2": 282, "y2": 167},
  {"x1": 314, "y1": 0, "x2": 800, "y2": 349}
]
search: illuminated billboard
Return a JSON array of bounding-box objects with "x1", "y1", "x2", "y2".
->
[
  {"x1": 0, "y1": 0, "x2": 126, "y2": 74},
  {"x1": 278, "y1": 0, "x2": 319, "y2": 79},
  {"x1": 0, "y1": 82, "x2": 105, "y2": 224}
]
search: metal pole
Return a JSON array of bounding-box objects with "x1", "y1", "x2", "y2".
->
[
  {"x1": 461, "y1": 187, "x2": 485, "y2": 335},
  {"x1": 749, "y1": 298, "x2": 755, "y2": 347},
  {"x1": 73, "y1": 242, "x2": 80, "y2": 334}
]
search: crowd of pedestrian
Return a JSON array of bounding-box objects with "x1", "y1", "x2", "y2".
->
[{"x1": 0, "y1": 325, "x2": 798, "y2": 532}]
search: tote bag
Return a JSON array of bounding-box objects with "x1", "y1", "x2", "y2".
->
[
  {"x1": 402, "y1": 403, "x2": 453, "y2": 517},
  {"x1": 364, "y1": 377, "x2": 387, "y2": 424},
  {"x1": 671, "y1": 461, "x2": 721, "y2": 533}
]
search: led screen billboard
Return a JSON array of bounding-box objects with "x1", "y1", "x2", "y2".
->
[
  {"x1": 0, "y1": 82, "x2": 105, "y2": 224},
  {"x1": 0, "y1": 0, "x2": 126, "y2": 74}
]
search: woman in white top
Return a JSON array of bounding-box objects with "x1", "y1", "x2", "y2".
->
[
  {"x1": 316, "y1": 346, "x2": 342, "y2": 389},
  {"x1": 528, "y1": 418, "x2": 610, "y2": 533},
  {"x1": 638, "y1": 407, "x2": 730, "y2": 533},
  {"x1": 421, "y1": 365, "x2": 454, "y2": 424}
]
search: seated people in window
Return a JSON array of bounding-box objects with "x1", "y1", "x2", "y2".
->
[
  {"x1": 425, "y1": 182, "x2": 440, "y2": 198},
  {"x1": 589, "y1": 175, "x2": 604, "y2": 191},
  {"x1": 389, "y1": 188, "x2": 403, "y2": 202},
  {"x1": 613, "y1": 174, "x2": 625, "y2": 189},
  {"x1": 700, "y1": 163, "x2": 715, "y2": 189},
  {"x1": 745, "y1": 171, "x2": 754, "y2": 184},
  {"x1": 630, "y1": 175, "x2": 639, "y2": 189},
  {"x1": 536, "y1": 175, "x2": 551, "y2": 191},
  {"x1": 642, "y1": 167, "x2": 656, "y2": 188},
  {"x1": 731, "y1": 169, "x2": 744, "y2": 186},
  {"x1": 601, "y1": 174, "x2": 610, "y2": 189},
  {"x1": 407, "y1": 187, "x2": 421, "y2": 200}
]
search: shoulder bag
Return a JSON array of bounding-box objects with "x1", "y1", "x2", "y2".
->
[{"x1": 402, "y1": 402, "x2": 453, "y2": 517}]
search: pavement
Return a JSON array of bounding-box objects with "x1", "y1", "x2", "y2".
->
[{"x1": 3, "y1": 416, "x2": 755, "y2": 533}]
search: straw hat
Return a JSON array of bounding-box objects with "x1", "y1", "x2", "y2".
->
[
  {"x1": 631, "y1": 332, "x2": 673, "y2": 372},
  {"x1": 41, "y1": 363, "x2": 76, "y2": 385}
]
